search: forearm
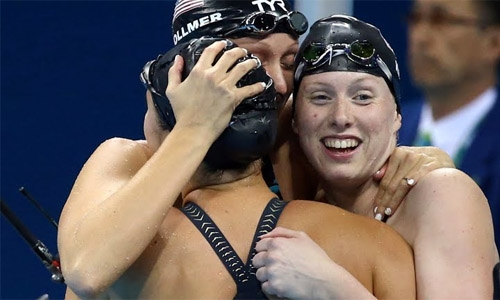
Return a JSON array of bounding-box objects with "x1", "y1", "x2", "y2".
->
[
  {"x1": 319, "y1": 264, "x2": 376, "y2": 300},
  {"x1": 59, "y1": 127, "x2": 212, "y2": 297}
]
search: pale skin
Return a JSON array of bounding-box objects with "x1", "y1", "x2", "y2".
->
[
  {"x1": 60, "y1": 40, "x2": 416, "y2": 299},
  {"x1": 60, "y1": 33, "x2": 450, "y2": 298},
  {"x1": 254, "y1": 71, "x2": 500, "y2": 299}
]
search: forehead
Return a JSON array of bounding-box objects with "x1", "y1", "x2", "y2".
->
[
  {"x1": 301, "y1": 71, "x2": 386, "y2": 89},
  {"x1": 231, "y1": 33, "x2": 298, "y2": 54},
  {"x1": 413, "y1": 0, "x2": 479, "y2": 15}
]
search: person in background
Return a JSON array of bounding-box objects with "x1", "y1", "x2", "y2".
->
[
  {"x1": 399, "y1": 0, "x2": 500, "y2": 248},
  {"x1": 253, "y1": 14, "x2": 499, "y2": 299}
]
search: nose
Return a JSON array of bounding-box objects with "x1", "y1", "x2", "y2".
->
[
  {"x1": 264, "y1": 62, "x2": 290, "y2": 97},
  {"x1": 329, "y1": 98, "x2": 353, "y2": 130}
]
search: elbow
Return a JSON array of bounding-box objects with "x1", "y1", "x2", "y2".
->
[{"x1": 62, "y1": 262, "x2": 110, "y2": 299}]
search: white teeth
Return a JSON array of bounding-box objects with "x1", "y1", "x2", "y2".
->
[{"x1": 324, "y1": 138, "x2": 359, "y2": 149}]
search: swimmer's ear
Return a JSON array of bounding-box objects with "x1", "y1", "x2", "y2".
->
[{"x1": 393, "y1": 111, "x2": 402, "y2": 135}]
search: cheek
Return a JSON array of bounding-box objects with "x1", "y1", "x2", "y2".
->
[{"x1": 294, "y1": 108, "x2": 322, "y2": 140}]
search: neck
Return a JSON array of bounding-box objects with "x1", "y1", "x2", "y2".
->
[
  {"x1": 182, "y1": 160, "x2": 276, "y2": 207},
  {"x1": 323, "y1": 179, "x2": 378, "y2": 218},
  {"x1": 424, "y1": 77, "x2": 496, "y2": 120}
]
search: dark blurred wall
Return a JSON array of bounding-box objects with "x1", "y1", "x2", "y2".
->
[
  {"x1": 1, "y1": 1, "x2": 174, "y2": 298},
  {"x1": 1, "y1": 1, "x2": 411, "y2": 299}
]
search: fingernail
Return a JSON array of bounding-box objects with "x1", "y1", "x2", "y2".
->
[
  {"x1": 254, "y1": 57, "x2": 262, "y2": 68},
  {"x1": 384, "y1": 207, "x2": 392, "y2": 216},
  {"x1": 375, "y1": 170, "x2": 382, "y2": 175},
  {"x1": 260, "y1": 82, "x2": 267, "y2": 88},
  {"x1": 375, "y1": 213, "x2": 383, "y2": 221}
]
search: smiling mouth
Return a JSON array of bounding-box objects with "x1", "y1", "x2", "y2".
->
[{"x1": 323, "y1": 138, "x2": 359, "y2": 152}]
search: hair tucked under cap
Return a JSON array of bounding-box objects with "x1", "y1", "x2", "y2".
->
[
  {"x1": 294, "y1": 14, "x2": 401, "y2": 112},
  {"x1": 172, "y1": 0, "x2": 306, "y2": 45}
]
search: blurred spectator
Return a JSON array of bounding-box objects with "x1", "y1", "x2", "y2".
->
[{"x1": 398, "y1": 0, "x2": 500, "y2": 249}]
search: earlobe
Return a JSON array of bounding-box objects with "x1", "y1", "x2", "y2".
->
[
  {"x1": 484, "y1": 26, "x2": 500, "y2": 62},
  {"x1": 394, "y1": 112, "x2": 402, "y2": 133}
]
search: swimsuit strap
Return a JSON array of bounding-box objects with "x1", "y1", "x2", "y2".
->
[
  {"x1": 244, "y1": 198, "x2": 288, "y2": 274},
  {"x1": 182, "y1": 198, "x2": 288, "y2": 299},
  {"x1": 182, "y1": 201, "x2": 246, "y2": 284}
]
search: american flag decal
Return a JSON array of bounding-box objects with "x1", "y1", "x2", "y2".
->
[{"x1": 173, "y1": 0, "x2": 205, "y2": 21}]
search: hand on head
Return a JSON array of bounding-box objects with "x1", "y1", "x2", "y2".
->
[{"x1": 166, "y1": 40, "x2": 266, "y2": 141}]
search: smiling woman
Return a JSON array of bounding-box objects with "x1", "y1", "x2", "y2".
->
[{"x1": 253, "y1": 14, "x2": 499, "y2": 299}]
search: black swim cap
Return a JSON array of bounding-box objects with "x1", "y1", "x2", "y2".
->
[
  {"x1": 294, "y1": 15, "x2": 401, "y2": 112},
  {"x1": 140, "y1": 37, "x2": 278, "y2": 170},
  {"x1": 172, "y1": 0, "x2": 308, "y2": 45}
]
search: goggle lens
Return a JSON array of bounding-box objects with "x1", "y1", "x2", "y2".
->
[
  {"x1": 288, "y1": 11, "x2": 309, "y2": 34},
  {"x1": 225, "y1": 11, "x2": 308, "y2": 37},
  {"x1": 302, "y1": 41, "x2": 376, "y2": 66},
  {"x1": 299, "y1": 41, "x2": 392, "y2": 83},
  {"x1": 250, "y1": 13, "x2": 276, "y2": 31},
  {"x1": 302, "y1": 44, "x2": 326, "y2": 62},
  {"x1": 350, "y1": 42, "x2": 375, "y2": 60}
]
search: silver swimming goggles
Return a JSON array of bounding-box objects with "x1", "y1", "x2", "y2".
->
[
  {"x1": 140, "y1": 57, "x2": 161, "y2": 96},
  {"x1": 224, "y1": 11, "x2": 308, "y2": 37},
  {"x1": 300, "y1": 41, "x2": 393, "y2": 82}
]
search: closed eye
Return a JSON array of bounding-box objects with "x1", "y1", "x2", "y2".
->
[{"x1": 310, "y1": 93, "x2": 331, "y2": 104}]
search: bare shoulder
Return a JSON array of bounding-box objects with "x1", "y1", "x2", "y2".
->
[
  {"x1": 80, "y1": 138, "x2": 152, "y2": 175},
  {"x1": 60, "y1": 138, "x2": 153, "y2": 220},
  {"x1": 93, "y1": 137, "x2": 152, "y2": 161},
  {"x1": 418, "y1": 167, "x2": 483, "y2": 190},
  {"x1": 282, "y1": 200, "x2": 411, "y2": 253},
  {"x1": 408, "y1": 167, "x2": 487, "y2": 211}
]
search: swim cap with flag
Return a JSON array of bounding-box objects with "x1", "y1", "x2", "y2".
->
[{"x1": 172, "y1": 0, "x2": 308, "y2": 45}]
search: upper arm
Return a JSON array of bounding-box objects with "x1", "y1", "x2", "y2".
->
[
  {"x1": 407, "y1": 168, "x2": 498, "y2": 298},
  {"x1": 58, "y1": 138, "x2": 150, "y2": 246},
  {"x1": 371, "y1": 223, "x2": 416, "y2": 299}
]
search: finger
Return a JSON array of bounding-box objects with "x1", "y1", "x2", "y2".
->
[
  {"x1": 258, "y1": 227, "x2": 300, "y2": 239},
  {"x1": 261, "y1": 281, "x2": 280, "y2": 298},
  {"x1": 255, "y1": 237, "x2": 272, "y2": 252},
  {"x1": 232, "y1": 81, "x2": 267, "y2": 107},
  {"x1": 373, "y1": 154, "x2": 401, "y2": 218},
  {"x1": 374, "y1": 150, "x2": 422, "y2": 218},
  {"x1": 252, "y1": 251, "x2": 266, "y2": 268},
  {"x1": 373, "y1": 164, "x2": 387, "y2": 181},
  {"x1": 380, "y1": 158, "x2": 426, "y2": 215},
  {"x1": 223, "y1": 56, "x2": 261, "y2": 87},
  {"x1": 255, "y1": 264, "x2": 268, "y2": 283},
  {"x1": 373, "y1": 149, "x2": 410, "y2": 218},
  {"x1": 195, "y1": 40, "x2": 228, "y2": 69},
  {"x1": 166, "y1": 55, "x2": 184, "y2": 91},
  {"x1": 211, "y1": 46, "x2": 248, "y2": 74}
]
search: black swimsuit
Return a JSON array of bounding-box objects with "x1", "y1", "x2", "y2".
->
[{"x1": 182, "y1": 198, "x2": 288, "y2": 299}]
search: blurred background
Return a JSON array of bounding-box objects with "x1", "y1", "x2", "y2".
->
[{"x1": 1, "y1": 1, "x2": 415, "y2": 298}]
